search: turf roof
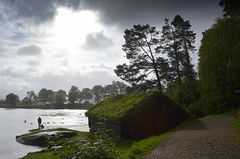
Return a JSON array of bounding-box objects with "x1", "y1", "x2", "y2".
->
[{"x1": 86, "y1": 91, "x2": 182, "y2": 123}]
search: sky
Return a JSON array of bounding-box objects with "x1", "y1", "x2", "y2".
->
[{"x1": 0, "y1": 0, "x2": 222, "y2": 99}]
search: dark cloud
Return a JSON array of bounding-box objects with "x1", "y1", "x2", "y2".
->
[
  {"x1": 81, "y1": 0, "x2": 222, "y2": 27},
  {"x1": 1, "y1": 0, "x2": 56, "y2": 24},
  {"x1": 82, "y1": 32, "x2": 113, "y2": 51},
  {"x1": 0, "y1": 0, "x2": 82, "y2": 24},
  {"x1": 17, "y1": 44, "x2": 42, "y2": 56},
  {"x1": 0, "y1": 0, "x2": 222, "y2": 26}
]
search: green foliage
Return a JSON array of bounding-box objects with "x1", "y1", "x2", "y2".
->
[
  {"x1": 21, "y1": 97, "x2": 32, "y2": 106},
  {"x1": 161, "y1": 15, "x2": 198, "y2": 111},
  {"x1": 81, "y1": 88, "x2": 93, "y2": 103},
  {"x1": 162, "y1": 15, "x2": 196, "y2": 86},
  {"x1": 5, "y1": 93, "x2": 19, "y2": 106},
  {"x1": 55, "y1": 90, "x2": 67, "y2": 104},
  {"x1": 198, "y1": 17, "x2": 240, "y2": 115},
  {"x1": 219, "y1": 0, "x2": 240, "y2": 17},
  {"x1": 61, "y1": 127, "x2": 119, "y2": 159},
  {"x1": 68, "y1": 86, "x2": 80, "y2": 104},
  {"x1": 89, "y1": 81, "x2": 127, "y2": 104},
  {"x1": 38, "y1": 88, "x2": 49, "y2": 104},
  {"x1": 167, "y1": 79, "x2": 200, "y2": 109},
  {"x1": 91, "y1": 85, "x2": 105, "y2": 103}
]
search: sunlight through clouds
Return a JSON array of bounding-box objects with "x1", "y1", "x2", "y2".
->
[{"x1": 49, "y1": 8, "x2": 102, "y2": 49}]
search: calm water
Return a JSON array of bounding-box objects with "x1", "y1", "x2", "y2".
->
[{"x1": 0, "y1": 108, "x2": 89, "y2": 159}]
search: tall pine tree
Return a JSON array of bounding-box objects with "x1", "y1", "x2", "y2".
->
[
  {"x1": 115, "y1": 24, "x2": 169, "y2": 91},
  {"x1": 161, "y1": 15, "x2": 198, "y2": 107}
]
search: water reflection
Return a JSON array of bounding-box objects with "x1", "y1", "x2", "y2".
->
[{"x1": 0, "y1": 108, "x2": 89, "y2": 159}]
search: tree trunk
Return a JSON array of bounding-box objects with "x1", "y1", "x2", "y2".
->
[
  {"x1": 173, "y1": 41, "x2": 182, "y2": 86},
  {"x1": 154, "y1": 63, "x2": 162, "y2": 91}
]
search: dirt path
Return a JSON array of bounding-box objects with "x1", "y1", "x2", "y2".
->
[{"x1": 144, "y1": 113, "x2": 240, "y2": 159}]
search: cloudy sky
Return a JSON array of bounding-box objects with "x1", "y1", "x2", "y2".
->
[{"x1": 0, "y1": 0, "x2": 222, "y2": 99}]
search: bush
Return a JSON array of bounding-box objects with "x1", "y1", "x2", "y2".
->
[{"x1": 61, "y1": 127, "x2": 119, "y2": 159}]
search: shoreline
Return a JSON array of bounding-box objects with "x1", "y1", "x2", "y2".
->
[{"x1": 0, "y1": 103, "x2": 93, "y2": 110}]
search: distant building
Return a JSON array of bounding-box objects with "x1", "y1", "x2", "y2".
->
[{"x1": 86, "y1": 91, "x2": 191, "y2": 139}]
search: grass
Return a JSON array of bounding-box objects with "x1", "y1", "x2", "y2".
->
[
  {"x1": 21, "y1": 151, "x2": 58, "y2": 159},
  {"x1": 22, "y1": 131, "x2": 173, "y2": 159},
  {"x1": 233, "y1": 108, "x2": 240, "y2": 136},
  {"x1": 117, "y1": 133, "x2": 173, "y2": 159},
  {"x1": 86, "y1": 93, "x2": 147, "y2": 122},
  {"x1": 21, "y1": 128, "x2": 91, "y2": 159},
  {"x1": 233, "y1": 118, "x2": 240, "y2": 134}
]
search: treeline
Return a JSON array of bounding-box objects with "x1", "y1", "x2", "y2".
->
[
  {"x1": 115, "y1": 0, "x2": 240, "y2": 117},
  {"x1": 3, "y1": 81, "x2": 127, "y2": 107}
]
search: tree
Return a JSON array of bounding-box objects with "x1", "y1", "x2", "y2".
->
[
  {"x1": 161, "y1": 18, "x2": 183, "y2": 86},
  {"x1": 21, "y1": 97, "x2": 32, "y2": 105},
  {"x1": 47, "y1": 90, "x2": 55, "y2": 104},
  {"x1": 104, "y1": 84, "x2": 117, "y2": 98},
  {"x1": 91, "y1": 85, "x2": 105, "y2": 104},
  {"x1": 198, "y1": 18, "x2": 240, "y2": 113},
  {"x1": 161, "y1": 15, "x2": 198, "y2": 108},
  {"x1": 111, "y1": 81, "x2": 127, "y2": 95},
  {"x1": 115, "y1": 24, "x2": 168, "y2": 91},
  {"x1": 38, "y1": 88, "x2": 48, "y2": 104},
  {"x1": 26, "y1": 91, "x2": 37, "y2": 105},
  {"x1": 5, "y1": 93, "x2": 19, "y2": 106},
  {"x1": 219, "y1": 0, "x2": 240, "y2": 17},
  {"x1": 55, "y1": 90, "x2": 67, "y2": 105},
  {"x1": 68, "y1": 86, "x2": 79, "y2": 104},
  {"x1": 171, "y1": 15, "x2": 196, "y2": 81},
  {"x1": 82, "y1": 88, "x2": 93, "y2": 103}
]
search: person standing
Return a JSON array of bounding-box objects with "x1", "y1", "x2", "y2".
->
[{"x1": 38, "y1": 117, "x2": 42, "y2": 129}]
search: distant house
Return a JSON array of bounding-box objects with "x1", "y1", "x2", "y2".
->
[{"x1": 86, "y1": 91, "x2": 191, "y2": 139}]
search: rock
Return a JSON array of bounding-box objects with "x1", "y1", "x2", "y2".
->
[
  {"x1": 16, "y1": 134, "x2": 50, "y2": 147},
  {"x1": 16, "y1": 130, "x2": 77, "y2": 147}
]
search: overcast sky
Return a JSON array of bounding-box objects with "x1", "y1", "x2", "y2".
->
[{"x1": 0, "y1": 0, "x2": 222, "y2": 99}]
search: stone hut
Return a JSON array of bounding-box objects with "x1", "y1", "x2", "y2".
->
[{"x1": 86, "y1": 91, "x2": 191, "y2": 139}]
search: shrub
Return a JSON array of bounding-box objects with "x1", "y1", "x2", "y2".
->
[{"x1": 61, "y1": 126, "x2": 119, "y2": 159}]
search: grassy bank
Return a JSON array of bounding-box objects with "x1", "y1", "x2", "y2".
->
[
  {"x1": 21, "y1": 129, "x2": 91, "y2": 159},
  {"x1": 21, "y1": 118, "x2": 196, "y2": 159},
  {"x1": 22, "y1": 131, "x2": 173, "y2": 159}
]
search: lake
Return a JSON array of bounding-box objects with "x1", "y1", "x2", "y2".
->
[{"x1": 0, "y1": 108, "x2": 89, "y2": 159}]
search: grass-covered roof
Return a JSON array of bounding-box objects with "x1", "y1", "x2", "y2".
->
[{"x1": 86, "y1": 91, "x2": 187, "y2": 123}]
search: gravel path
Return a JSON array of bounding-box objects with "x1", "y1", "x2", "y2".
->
[{"x1": 144, "y1": 113, "x2": 240, "y2": 159}]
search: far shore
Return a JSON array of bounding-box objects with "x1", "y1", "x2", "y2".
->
[{"x1": 0, "y1": 103, "x2": 94, "y2": 110}]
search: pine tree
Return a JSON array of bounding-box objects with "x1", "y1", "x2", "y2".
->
[
  {"x1": 161, "y1": 18, "x2": 183, "y2": 87},
  {"x1": 115, "y1": 24, "x2": 168, "y2": 91},
  {"x1": 171, "y1": 15, "x2": 196, "y2": 81},
  {"x1": 161, "y1": 15, "x2": 198, "y2": 107}
]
